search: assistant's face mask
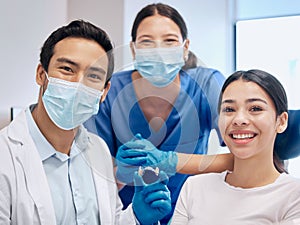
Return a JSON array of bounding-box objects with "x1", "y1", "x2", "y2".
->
[
  {"x1": 133, "y1": 43, "x2": 185, "y2": 87},
  {"x1": 42, "y1": 74, "x2": 104, "y2": 130}
]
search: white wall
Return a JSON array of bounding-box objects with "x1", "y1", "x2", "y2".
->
[
  {"x1": 0, "y1": 0, "x2": 67, "y2": 128},
  {"x1": 67, "y1": 0, "x2": 124, "y2": 47}
]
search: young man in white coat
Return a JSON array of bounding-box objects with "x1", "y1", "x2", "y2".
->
[{"x1": 0, "y1": 20, "x2": 171, "y2": 225}]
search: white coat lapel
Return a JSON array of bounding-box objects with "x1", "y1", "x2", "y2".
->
[
  {"x1": 83, "y1": 134, "x2": 116, "y2": 225},
  {"x1": 7, "y1": 111, "x2": 56, "y2": 225}
]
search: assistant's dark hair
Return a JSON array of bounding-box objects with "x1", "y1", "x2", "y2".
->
[
  {"x1": 182, "y1": 50, "x2": 198, "y2": 70},
  {"x1": 131, "y1": 3, "x2": 188, "y2": 42},
  {"x1": 218, "y1": 69, "x2": 288, "y2": 173},
  {"x1": 40, "y1": 19, "x2": 114, "y2": 86}
]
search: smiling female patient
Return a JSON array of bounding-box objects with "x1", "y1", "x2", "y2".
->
[{"x1": 171, "y1": 69, "x2": 300, "y2": 225}]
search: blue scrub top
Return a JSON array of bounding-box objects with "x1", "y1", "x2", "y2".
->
[{"x1": 85, "y1": 67, "x2": 225, "y2": 223}]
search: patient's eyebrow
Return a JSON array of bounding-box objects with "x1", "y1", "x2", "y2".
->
[
  {"x1": 247, "y1": 98, "x2": 267, "y2": 105},
  {"x1": 221, "y1": 98, "x2": 268, "y2": 105},
  {"x1": 221, "y1": 99, "x2": 234, "y2": 105}
]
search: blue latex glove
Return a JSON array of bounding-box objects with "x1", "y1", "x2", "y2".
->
[
  {"x1": 133, "y1": 170, "x2": 172, "y2": 225},
  {"x1": 116, "y1": 134, "x2": 178, "y2": 184}
]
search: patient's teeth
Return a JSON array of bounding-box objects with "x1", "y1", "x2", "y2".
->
[{"x1": 233, "y1": 133, "x2": 254, "y2": 139}]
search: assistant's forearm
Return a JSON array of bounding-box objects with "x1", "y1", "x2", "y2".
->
[{"x1": 176, "y1": 153, "x2": 234, "y2": 174}]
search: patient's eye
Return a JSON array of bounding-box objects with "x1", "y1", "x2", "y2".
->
[
  {"x1": 250, "y1": 106, "x2": 263, "y2": 112},
  {"x1": 221, "y1": 106, "x2": 235, "y2": 113}
]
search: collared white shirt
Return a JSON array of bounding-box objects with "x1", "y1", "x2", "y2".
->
[{"x1": 25, "y1": 105, "x2": 100, "y2": 225}]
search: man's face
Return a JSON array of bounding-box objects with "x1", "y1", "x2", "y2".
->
[
  {"x1": 47, "y1": 37, "x2": 109, "y2": 91},
  {"x1": 35, "y1": 37, "x2": 111, "y2": 131}
]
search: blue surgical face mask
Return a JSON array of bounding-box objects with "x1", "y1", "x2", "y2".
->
[
  {"x1": 133, "y1": 44, "x2": 185, "y2": 87},
  {"x1": 42, "y1": 74, "x2": 104, "y2": 130}
]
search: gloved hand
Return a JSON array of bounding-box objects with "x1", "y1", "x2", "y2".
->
[
  {"x1": 116, "y1": 133, "x2": 178, "y2": 184},
  {"x1": 132, "y1": 170, "x2": 172, "y2": 225}
]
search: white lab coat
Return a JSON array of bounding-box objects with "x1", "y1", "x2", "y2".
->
[{"x1": 0, "y1": 110, "x2": 136, "y2": 225}]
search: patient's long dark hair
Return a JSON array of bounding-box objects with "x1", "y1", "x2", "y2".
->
[{"x1": 218, "y1": 69, "x2": 288, "y2": 173}]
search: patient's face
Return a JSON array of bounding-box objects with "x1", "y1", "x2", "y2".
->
[{"x1": 218, "y1": 79, "x2": 278, "y2": 160}]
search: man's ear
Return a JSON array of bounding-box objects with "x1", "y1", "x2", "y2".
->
[
  {"x1": 130, "y1": 41, "x2": 136, "y2": 60},
  {"x1": 36, "y1": 64, "x2": 47, "y2": 86},
  {"x1": 100, "y1": 81, "x2": 111, "y2": 103},
  {"x1": 277, "y1": 112, "x2": 288, "y2": 133}
]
